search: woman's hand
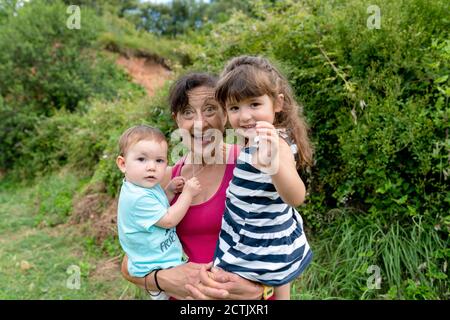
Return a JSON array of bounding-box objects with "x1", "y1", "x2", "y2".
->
[
  {"x1": 185, "y1": 265, "x2": 264, "y2": 300},
  {"x1": 121, "y1": 255, "x2": 210, "y2": 300},
  {"x1": 157, "y1": 262, "x2": 210, "y2": 299}
]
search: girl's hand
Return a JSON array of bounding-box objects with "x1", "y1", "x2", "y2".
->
[
  {"x1": 185, "y1": 265, "x2": 264, "y2": 300},
  {"x1": 254, "y1": 121, "x2": 279, "y2": 175}
]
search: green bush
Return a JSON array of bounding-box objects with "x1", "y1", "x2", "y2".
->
[
  {"x1": 98, "y1": 13, "x2": 188, "y2": 68},
  {"x1": 187, "y1": 0, "x2": 450, "y2": 230},
  {"x1": 0, "y1": 0, "x2": 139, "y2": 172},
  {"x1": 90, "y1": 84, "x2": 176, "y2": 197}
]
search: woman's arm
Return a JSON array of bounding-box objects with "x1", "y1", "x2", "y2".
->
[
  {"x1": 121, "y1": 255, "x2": 209, "y2": 300},
  {"x1": 185, "y1": 266, "x2": 264, "y2": 300}
]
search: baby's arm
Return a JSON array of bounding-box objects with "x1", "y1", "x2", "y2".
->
[{"x1": 155, "y1": 177, "x2": 201, "y2": 229}]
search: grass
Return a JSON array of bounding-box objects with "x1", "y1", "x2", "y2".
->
[
  {"x1": 1, "y1": 172, "x2": 447, "y2": 300},
  {"x1": 293, "y1": 213, "x2": 449, "y2": 300},
  {"x1": 0, "y1": 173, "x2": 144, "y2": 300}
]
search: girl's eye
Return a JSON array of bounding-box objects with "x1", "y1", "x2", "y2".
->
[
  {"x1": 137, "y1": 157, "x2": 145, "y2": 162},
  {"x1": 156, "y1": 159, "x2": 165, "y2": 163},
  {"x1": 228, "y1": 106, "x2": 239, "y2": 112},
  {"x1": 250, "y1": 103, "x2": 260, "y2": 108}
]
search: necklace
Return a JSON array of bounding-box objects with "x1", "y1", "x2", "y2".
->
[{"x1": 191, "y1": 163, "x2": 208, "y2": 178}]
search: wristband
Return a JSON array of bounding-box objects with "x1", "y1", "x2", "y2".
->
[
  {"x1": 154, "y1": 269, "x2": 164, "y2": 292},
  {"x1": 144, "y1": 269, "x2": 163, "y2": 297}
]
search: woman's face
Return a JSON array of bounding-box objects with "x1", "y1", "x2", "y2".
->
[{"x1": 173, "y1": 86, "x2": 227, "y2": 159}]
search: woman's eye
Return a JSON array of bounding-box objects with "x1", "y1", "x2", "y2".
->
[
  {"x1": 182, "y1": 109, "x2": 194, "y2": 118},
  {"x1": 204, "y1": 106, "x2": 217, "y2": 115}
]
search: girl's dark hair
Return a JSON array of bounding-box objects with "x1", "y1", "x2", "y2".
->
[
  {"x1": 169, "y1": 72, "x2": 218, "y2": 115},
  {"x1": 216, "y1": 55, "x2": 313, "y2": 169}
]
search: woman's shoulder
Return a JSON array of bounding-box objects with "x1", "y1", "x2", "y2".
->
[{"x1": 170, "y1": 156, "x2": 186, "y2": 178}]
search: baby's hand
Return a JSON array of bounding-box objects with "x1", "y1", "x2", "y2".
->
[
  {"x1": 183, "y1": 177, "x2": 202, "y2": 198},
  {"x1": 167, "y1": 176, "x2": 186, "y2": 194}
]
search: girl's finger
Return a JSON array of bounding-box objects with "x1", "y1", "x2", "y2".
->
[
  {"x1": 255, "y1": 121, "x2": 275, "y2": 129},
  {"x1": 210, "y1": 267, "x2": 231, "y2": 283},
  {"x1": 198, "y1": 266, "x2": 225, "y2": 289},
  {"x1": 256, "y1": 128, "x2": 276, "y2": 136}
]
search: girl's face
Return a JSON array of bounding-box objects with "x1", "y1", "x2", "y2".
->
[
  {"x1": 225, "y1": 94, "x2": 283, "y2": 138},
  {"x1": 173, "y1": 86, "x2": 227, "y2": 157}
]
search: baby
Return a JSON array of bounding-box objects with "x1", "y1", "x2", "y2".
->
[{"x1": 116, "y1": 125, "x2": 201, "y2": 299}]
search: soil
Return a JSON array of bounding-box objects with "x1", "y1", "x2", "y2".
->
[{"x1": 116, "y1": 55, "x2": 172, "y2": 96}]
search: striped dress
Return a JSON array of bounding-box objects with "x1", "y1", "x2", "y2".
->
[{"x1": 213, "y1": 139, "x2": 313, "y2": 286}]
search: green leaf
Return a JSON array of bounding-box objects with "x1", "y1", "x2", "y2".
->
[
  {"x1": 394, "y1": 195, "x2": 408, "y2": 205},
  {"x1": 434, "y1": 75, "x2": 448, "y2": 83}
]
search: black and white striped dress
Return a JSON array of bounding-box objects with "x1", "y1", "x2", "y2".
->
[{"x1": 213, "y1": 141, "x2": 313, "y2": 286}]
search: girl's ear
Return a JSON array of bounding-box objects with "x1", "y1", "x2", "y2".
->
[
  {"x1": 274, "y1": 94, "x2": 284, "y2": 113},
  {"x1": 116, "y1": 156, "x2": 126, "y2": 174}
]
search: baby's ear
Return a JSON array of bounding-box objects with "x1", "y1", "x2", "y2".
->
[
  {"x1": 274, "y1": 94, "x2": 284, "y2": 113},
  {"x1": 116, "y1": 156, "x2": 126, "y2": 173}
]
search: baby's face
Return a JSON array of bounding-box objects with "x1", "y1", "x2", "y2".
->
[{"x1": 120, "y1": 139, "x2": 168, "y2": 188}]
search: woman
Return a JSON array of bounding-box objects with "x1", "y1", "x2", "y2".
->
[{"x1": 121, "y1": 72, "x2": 266, "y2": 300}]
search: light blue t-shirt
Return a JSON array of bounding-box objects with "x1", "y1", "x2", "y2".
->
[{"x1": 117, "y1": 180, "x2": 183, "y2": 277}]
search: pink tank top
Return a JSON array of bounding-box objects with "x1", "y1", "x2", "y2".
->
[{"x1": 170, "y1": 145, "x2": 238, "y2": 263}]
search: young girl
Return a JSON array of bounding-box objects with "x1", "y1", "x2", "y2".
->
[{"x1": 213, "y1": 55, "x2": 314, "y2": 300}]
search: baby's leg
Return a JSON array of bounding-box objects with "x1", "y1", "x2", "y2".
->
[{"x1": 275, "y1": 283, "x2": 291, "y2": 300}]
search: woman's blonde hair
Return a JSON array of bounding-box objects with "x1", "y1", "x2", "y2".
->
[{"x1": 215, "y1": 55, "x2": 313, "y2": 169}]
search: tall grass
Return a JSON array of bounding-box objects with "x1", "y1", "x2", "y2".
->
[{"x1": 294, "y1": 213, "x2": 449, "y2": 299}]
